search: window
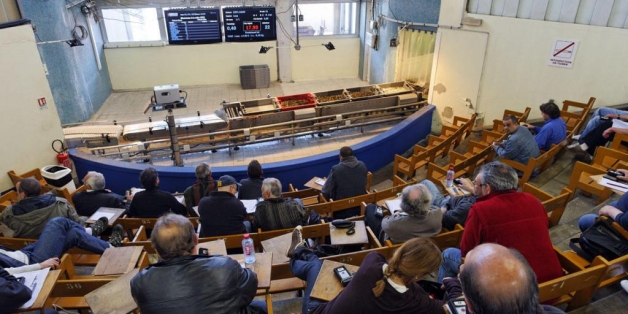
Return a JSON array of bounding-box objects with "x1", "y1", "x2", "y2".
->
[
  {"x1": 101, "y1": 8, "x2": 162, "y2": 42},
  {"x1": 293, "y1": 3, "x2": 358, "y2": 36}
]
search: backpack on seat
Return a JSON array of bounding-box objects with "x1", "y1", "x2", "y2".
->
[{"x1": 569, "y1": 218, "x2": 628, "y2": 262}]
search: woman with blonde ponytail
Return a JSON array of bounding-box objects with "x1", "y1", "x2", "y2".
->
[{"x1": 289, "y1": 231, "x2": 462, "y2": 314}]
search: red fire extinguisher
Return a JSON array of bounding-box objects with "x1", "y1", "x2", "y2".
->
[{"x1": 52, "y1": 139, "x2": 72, "y2": 168}]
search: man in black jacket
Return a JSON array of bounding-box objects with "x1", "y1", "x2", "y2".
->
[
  {"x1": 128, "y1": 167, "x2": 187, "y2": 218},
  {"x1": 0, "y1": 267, "x2": 31, "y2": 312},
  {"x1": 321, "y1": 146, "x2": 368, "y2": 219},
  {"x1": 131, "y1": 214, "x2": 266, "y2": 314},
  {"x1": 72, "y1": 171, "x2": 128, "y2": 217},
  {"x1": 198, "y1": 175, "x2": 249, "y2": 237}
]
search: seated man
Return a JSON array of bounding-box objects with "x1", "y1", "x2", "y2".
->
[
  {"x1": 183, "y1": 163, "x2": 216, "y2": 217},
  {"x1": 437, "y1": 162, "x2": 563, "y2": 284},
  {"x1": 72, "y1": 171, "x2": 128, "y2": 217},
  {"x1": 198, "y1": 175, "x2": 249, "y2": 237},
  {"x1": 252, "y1": 178, "x2": 313, "y2": 232},
  {"x1": 0, "y1": 178, "x2": 81, "y2": 238},
  {"x1": 572, "y1": 107, "x2": 628, "y2": 142},
  {"x1": 568, "y1": 108, "x2": 628, "y2": 162},
  {"x1": 321, "y1": 146, "x2": 368, "y2": 219},
  {"x1": 130, "y1": 214, "x2": 266, "y2": 314},
  {"x1": 492, "y1": 115, "x2": 540, "y2": 167},
  {"x1": 459, "y1": 243, "x2": 565, "y2": 314},
  {"x1": 287, "y1": 227, "x2": 462, "y2": 314},
  {"x1": 129, "y1": 167, "x2": 187, "y2": 218},
  {"x1": 578, "y1": 168, "x2": 628, "y2": 231},
  {"x1": 365, "y1": 183, "x2": 442, "y2": 244},
  {"x1": 523, "y1": 101, "x2": 566, "y2": 151},
  {"x1": 0, "y1": 267, "x2": 33, "y2": 312},
  {"x1": 238, "y1": 160, "x2": 265, "y2": 200},
  {"x1": 0, "y1": 217, "x2": 123, "y2": 269},
  {"x1": 419, "y1": 179, "x2": 476, "y2": 230}
]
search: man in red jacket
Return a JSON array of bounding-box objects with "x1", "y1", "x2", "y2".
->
[{"x1": 437, "y1": 161, "x2": 562, "y2": 284}]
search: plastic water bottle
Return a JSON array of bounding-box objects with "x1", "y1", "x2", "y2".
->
[
  {"x1": 242, "y1": 234, "x2": 256, "y2": 264},
  {"x1": 445, "y1": 165, "x2": 455, "y2": 187}
]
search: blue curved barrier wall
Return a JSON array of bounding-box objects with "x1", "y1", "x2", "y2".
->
[{"x1": 70, "y1": 105, "x2": 434, "y2": 195}]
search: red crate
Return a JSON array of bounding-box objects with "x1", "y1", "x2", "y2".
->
[{"x1": 276, "y1": 93, "x2": 317, "y2": 111}]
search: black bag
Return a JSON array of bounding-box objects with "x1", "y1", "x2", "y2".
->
[{"x1": 569, "y1": 218, "x2": 628, "y2": 262}]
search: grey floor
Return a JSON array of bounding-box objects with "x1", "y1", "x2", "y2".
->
[{"x1": 86, "y1": 81, "x2": 627, "y2": 313}]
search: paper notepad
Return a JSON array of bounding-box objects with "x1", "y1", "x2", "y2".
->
[
  {"x1": 385, "y1": 199, "x2": 402, "y2": 212},
  {"x1": 19, "y1": 268, "x2": 50, "y2": 308},
  {"x1": 599, "y1": 177, "x2": 628, "y2": 193},
  {"x1": 315, "y1": 178, "x2": 326, "y2": 186}
]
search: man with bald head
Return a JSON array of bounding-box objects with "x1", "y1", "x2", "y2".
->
[
  {"x1": 131, "y1": 213, "x2": 266, "y2": 313},
  {"x1": 459, "y1": 243, "x2": 565, "y2": 314},
  {"x1": 437, "y1": 161, "x2": 562, "y2": 284}
]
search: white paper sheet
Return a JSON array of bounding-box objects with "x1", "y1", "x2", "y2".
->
[
  {"x1": 385, "y1": 199, "x2": 402, "y2": 213},
  {"x1": 599, "y1": 177, "x2": 628, "y2": 193},
  {"x1": 241, "y1": 199, "x2": 258, "y2": 214},
  {"x1": 19, "y1": 268, "x2": 50, "y2": 308},
  {"x1": 612, "y1": 119, "x2": 628, "y2": 129},
  {"x1": 315, "y1": 178, "x2": 326, "y2": 186},
  {"x1": 88, "y1": 211, "x2": 116, "y2": 222}
]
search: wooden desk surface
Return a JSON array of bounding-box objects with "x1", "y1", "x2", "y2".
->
[
  {"x1": 197, "y1": 239, "x2": 228, "y2": 256},
  {"x1": 16, "y1": 269, "x2": 62, "y2": 313},
  {"x1": 229, "y1": 252, "x2": 272, "y2": 289},
  {"x1": 310, "y1": 260, "x2": 359, "y2": 302},
  {"x1": 441, "y1": 178, "x2": 473, "y2": 197},
  {"x1": 304, "y1": 177, "x2": 325, "y2": 191},
  {"x1": 330, "y1": 221, "x2": 368, "y2": 246},
  {"x1": 86, "y1": 207, "x2": 126, "y2": 226},
  {"x1": 85, "y1": 268, "x2": 139, "y2": 314},
  {"x1": 92, "y1": 246, "x2": 143, "y2": 276},
  {"x1": 261, "y1": 232, "x2": 291, "y2": 264}
]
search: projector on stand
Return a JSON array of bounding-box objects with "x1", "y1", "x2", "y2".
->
[{"x1": 150, "y1": 84, "x2": 187, "y2": 111}]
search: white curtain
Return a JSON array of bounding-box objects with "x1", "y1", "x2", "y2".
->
[{"x1": 394, "y1": 28, "x2": 436, "y2": 87}]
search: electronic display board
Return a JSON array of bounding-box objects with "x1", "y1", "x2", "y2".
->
[
  {"x1": 223, "y1": 6, "x2": 277, "y2": 42},
  {"x1": 165, "y1": 8, "x2": 222, "y2": 45}
]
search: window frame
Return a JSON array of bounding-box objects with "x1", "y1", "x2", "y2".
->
[{"x1": 98, "y1": 0, "x2": 360, "y2": 46}]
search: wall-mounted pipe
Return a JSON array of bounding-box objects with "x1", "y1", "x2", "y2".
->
[{"x1": 84, "y1": 15, "x2": 102, "y2": 70}]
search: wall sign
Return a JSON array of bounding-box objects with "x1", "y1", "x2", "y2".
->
[{"x1": 548, "y1": 39, "x2": 579, "y2": 69}]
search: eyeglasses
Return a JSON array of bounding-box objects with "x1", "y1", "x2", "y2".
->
[{"x1": 474, "y1": 182, "x2": 488, "y2": 187}]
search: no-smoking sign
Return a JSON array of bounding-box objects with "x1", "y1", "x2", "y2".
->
[{"x1": 548, "y1": 39, "x2": 579, "y2": 69}]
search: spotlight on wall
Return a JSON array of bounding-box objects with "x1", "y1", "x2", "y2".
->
[
  {"x1": 323, "y1": 42, "x2": 335, "y2": 51},
  {"x1": 259, "y1": 46, "x2": 272, "y2": 54},
  {"x1": 66, "y1": 39, "x2": 84, "y2": 47}
]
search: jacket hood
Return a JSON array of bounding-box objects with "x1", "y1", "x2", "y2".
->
[
  {"x1": 12, "y1": 194, "x2": 56, "y2": 215},
  {"x1": 341, "y1": 156, "x2": 360, "y2": 168}
]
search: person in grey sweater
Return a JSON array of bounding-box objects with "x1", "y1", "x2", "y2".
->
[
  {"x1": 380, "y1": 183, "x2": 442, "y2": 244},
  {"x1": 492, "y1": 115, "x2": 540, "y2": 166}
]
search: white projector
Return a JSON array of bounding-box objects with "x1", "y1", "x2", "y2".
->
[{"x1": 154, "y1": 84, "x2": 180, "y2": 105}]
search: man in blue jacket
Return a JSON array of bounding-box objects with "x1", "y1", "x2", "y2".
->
[
  {"x1": 523, "y1": 101, "x2": 566, "y2": 151},
  {"x1": 578, "y1": 168, "x2": 628, "y2": 232},
  {"x1": 492, "y1": 115, "x2": 540, "y2": 169}
]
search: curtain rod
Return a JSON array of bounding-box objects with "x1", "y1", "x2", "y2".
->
[{"x1": 378, "y1": 15, "x2": 461, "y2": 29}]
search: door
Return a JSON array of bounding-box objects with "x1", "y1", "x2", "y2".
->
[{"x1": 429, "y1": 29, "x2": 488, "y2": 132}]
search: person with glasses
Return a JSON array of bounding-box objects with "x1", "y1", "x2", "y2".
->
[
  {"x1": 492, "y1": 115, "x2": 540, "y2": 168},
  {"x1": 437, "y1": 162, "x2": 563, "y2": 286}
]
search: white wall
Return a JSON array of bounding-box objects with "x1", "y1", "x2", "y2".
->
[
  {"x1": 457, "y1": 14, "x2": 628, "y2": 125},
  {"x1": 104, "y1": 42, "x2": 279, "y2": 90},
  {"x1": 291, "y1": 37, "x2": 361, "y2": 81},
  {"x1": 104, "y1": 37, "x2": 360, "y2": 90},
  {"x1": 0, "y1": 25, "x2": 64, "y2": 191}
]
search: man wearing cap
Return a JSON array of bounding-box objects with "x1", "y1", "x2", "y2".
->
[{"x1": 197, "y1": 175, "x2": 249, "y2": 237}]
